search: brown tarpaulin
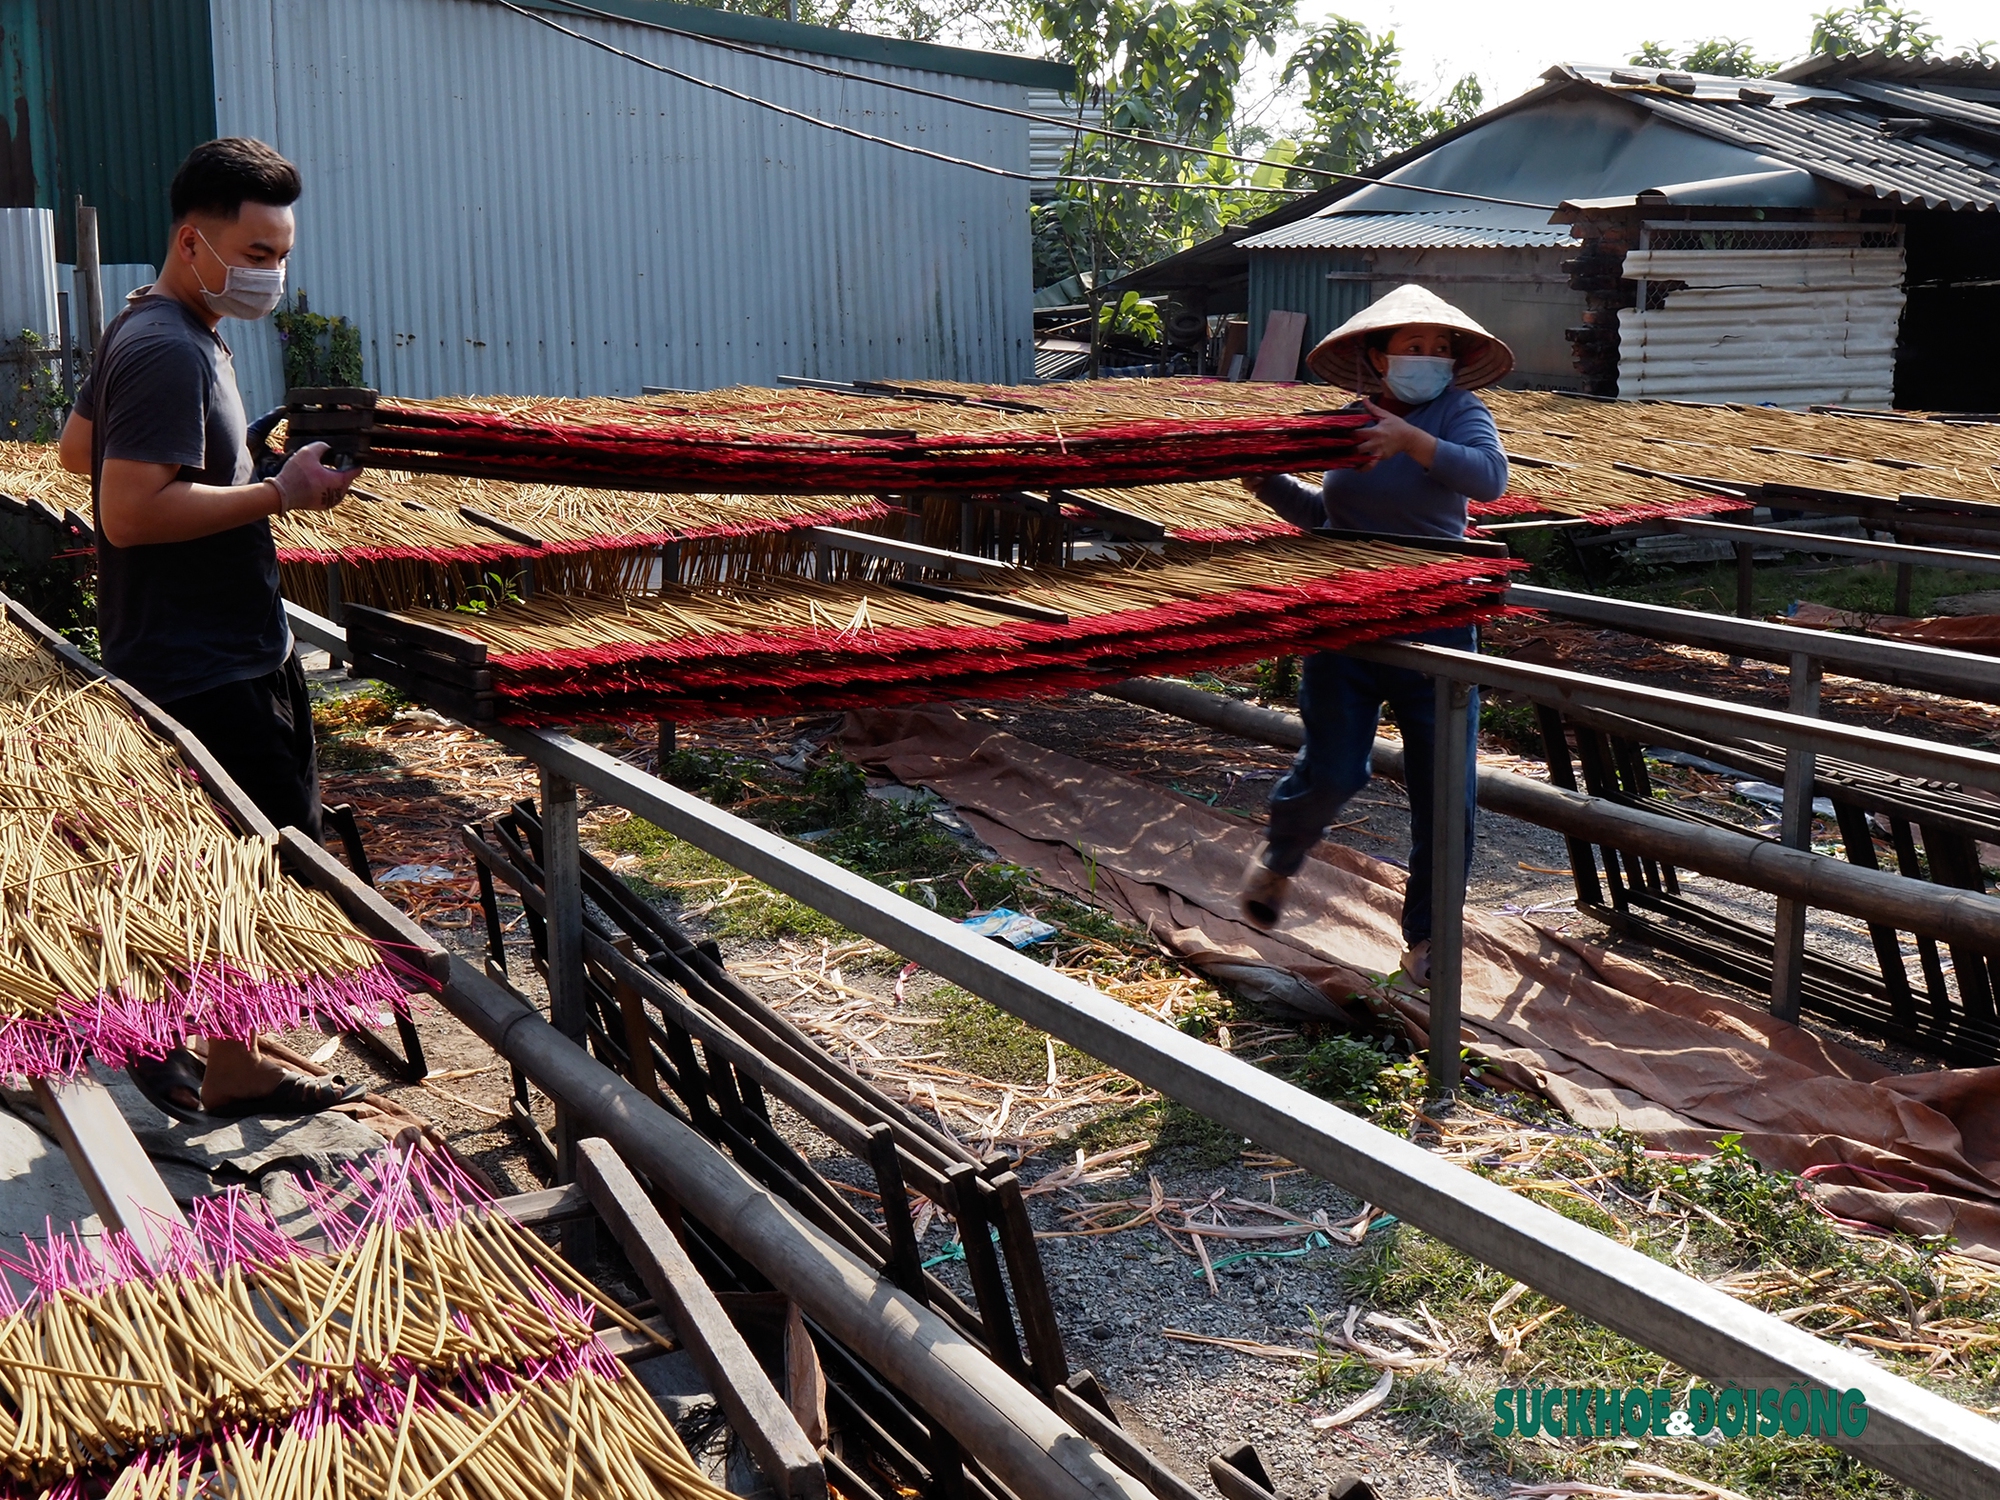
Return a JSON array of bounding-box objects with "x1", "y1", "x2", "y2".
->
[
  {"x1": 1784, "y1": 601, "x2": 2000, "y2": 657},
  {"x1": 841, "y1": 706, "x2": 2000, "y2": 1261}
]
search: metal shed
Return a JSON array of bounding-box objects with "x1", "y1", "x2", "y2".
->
[
  {"x1": 1240, "y1": 209, "x2": 1583, "y2": 388},
  {"x1": 1113, "y1": 56, "x2": 2000, "y2": 410},
  {"x1": 2, "y1": 0, "x2": 1070, "y2": 409}
]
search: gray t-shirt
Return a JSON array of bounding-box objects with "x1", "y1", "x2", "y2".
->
[{"x1": 74, "y1": 294, "x2": 289, "y2": 703}]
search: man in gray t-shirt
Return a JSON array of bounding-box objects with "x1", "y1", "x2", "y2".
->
[{"x1": 58, "y1": 138, "x2": 362, "y2": 1119}]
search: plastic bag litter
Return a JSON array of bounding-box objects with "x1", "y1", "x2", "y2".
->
[{"x1": 960, "y1": 908, "x2": 1057, "y2": 948}]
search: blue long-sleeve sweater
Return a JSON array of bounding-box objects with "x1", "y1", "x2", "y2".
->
[{"x1": 1252, "y1": 387, "x2": 1509, "y2": 540}]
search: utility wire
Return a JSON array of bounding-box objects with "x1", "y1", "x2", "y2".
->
[
  {"x1": 497, "y1": 0, "x2": 1310, "y2": 194},
  {"x1": 540, "y1": 0, "x2": 1561, "y2": 212}
]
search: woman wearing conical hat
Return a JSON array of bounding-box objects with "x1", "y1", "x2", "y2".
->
[{"x1": 1237, "y1": 285, "x2": 1513, "y2": 987}]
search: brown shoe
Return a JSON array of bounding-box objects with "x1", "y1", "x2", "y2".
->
[{"x1": 1240, "y1": 860, "x2": 1291, "y2": 929}]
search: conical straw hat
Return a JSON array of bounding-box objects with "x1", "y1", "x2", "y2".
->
[{"x1": 1304, "y1": 283, "x2": 1515, "y2": 393}]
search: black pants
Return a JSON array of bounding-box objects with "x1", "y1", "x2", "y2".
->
[{"x1": 160, "y1": 654, "x2": 322, "y2": 840}]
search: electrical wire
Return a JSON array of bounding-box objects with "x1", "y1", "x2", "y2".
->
[
  {"x1": 538, "y1": 0, "x2": 1562, "y2": 212},
  {"x1": 497, "y1": 0, "x2": 1311, "y2": 194}
]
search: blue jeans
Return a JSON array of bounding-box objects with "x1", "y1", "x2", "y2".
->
[{"x1": 1262, "y1": 625, "x2": 1478, "y2": 945}]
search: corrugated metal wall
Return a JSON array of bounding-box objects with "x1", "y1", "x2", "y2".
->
[
  {"x1": 0, "y1": 0, "x2": 55, "y2": 209},
  {"x1": 211, "y1": 0, "x2": 1035, "y2": 412},
  {"x1": 1618, "y1": 247, "x2": 1905, "y2": 407},
  {"x1": 1247, "y1": 251, "x2": 1367, "y2": 382},
  {"x1": 1364, "y1": 247, "x2": 1585, "y2": 390},
  {"x1": 0, "y1": 205, "x2": 56, "y2": 338},
  {"x1": 44, "y1": 0, "x2": 215, "y2": 263}
]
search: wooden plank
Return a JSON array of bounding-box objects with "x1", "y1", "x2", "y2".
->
[
  {"x1": 1046, "y1": 488, "x2": 1169, "y2": 543},
  {"x1": 1248, "y1": 310, "x2": 1307, "y2": 382},
  {"x1": 1207, "y1": 1446, "x2": 1282, "y2": 1500},
  {"x1": 348, "y1": 653, "x2": 497, "y2": 724},
  {"x1": 493, "y1": 1180, "x2": 593, "y2": 1226},
  {"x1": 575, "y1": 1138, "x2": 827, "y2": 1500},
  {"x1": 31, "y1": 1074, "x2": 189, "y2": 1254},
  {"x1": 362, "y1": 639, "x2": 496, "y2": 693},
  {"x1": 1052, "y1": 1383, "x2": 1208, "y2": 1500},
  {"x1": 277, "y1": 827, "x2": 452, "y2": 984},
  {"x1": 594, "y1": 1313, "x2": 682, "y2": 1361},
  {"x1": 343, "y1": 601, "x2": 490, "y2": 662}
]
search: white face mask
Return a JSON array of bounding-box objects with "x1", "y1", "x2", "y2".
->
[
  {"x1": 194, "y1": 228, "x2": 286, "y2": 320},
  {"x1": 1382, "y1": 354, "x2": 1455, "y2": 404}
]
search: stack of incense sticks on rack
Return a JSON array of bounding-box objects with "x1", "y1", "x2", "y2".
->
[
  {"x1": 286, "y1": 386, "x2": 1375, "y2": 493},
  {"x1": 344, "y1": 534, "x2": 1521, "y2": 726},
  {"x1": 0, "y1": 613, "x2": 411, "y2": 1076},
  {"x1": 0, "y1": 443, "x2": 904, "y2": 613},
  {"x1": 269, "y1": 477, "x2": 901, "y2": 614},
  {"x1": 1055, "y1": 471, "x2": 1748, "y2": 542},
  {"x1": 1483, "y1": 389, "x2": 2000, "y2": 509},
  {"x1": 0, "y1": 1148, "x2": 726, "y2": 1500}
]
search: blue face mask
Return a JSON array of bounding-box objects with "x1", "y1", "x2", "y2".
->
[{"x1": 1382, "y1": 354, "x2": 1455, "y2": 404}]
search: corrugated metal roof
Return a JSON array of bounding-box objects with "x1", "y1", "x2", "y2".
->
[
  {"x1": 1240, "y1": 208, "x2": 1578, "y2": 251},
  {"x1": 520, "y1": 0, "x2": 1072, "y2": 89},
  {"x1": 1551, "y1": 63, "x2": 2000, "y2": 212},
  {"x1": 213, "y1": 0, "x2": 1035, "y2": 412}
]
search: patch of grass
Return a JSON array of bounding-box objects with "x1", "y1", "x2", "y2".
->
[
  {"x1": 1343, "y1": 1222, "x2": 1507, "y2": 1311},
  {"x1": 1602, "y1": 1131, "x2": 1848, "y2": 1272},
  {"x1": 1252, "y1": 655, "x2": 1298, "y2": 704},
  {"x1": 597, "y1": 818, "x2": 856, "y2": 942},
  {"x1": 1149, "y1": 1101, "x2": 1244, "y2": 1168},
  {"x1": 1479, "y1": 693, "x2": 1545, "y2": 756},
  {"x1": 316, "y1": 738, "x2": 394, "y2": 772},
  {"x1": 917, "y1": 985, "x2": 1093, "y2": 1084},
  {"x1": 1580, "y1": 557, "x2": 1990, "y2": 622},
  {"x1": 1065, "y1": 1098, "x2": 1163, "y2": 1156},
  {"x1": 1062, "y1": 1096, "x2": 1243, "y2": 1169},
  {"x1": 313, "y1": 688, "x2": 407, "y2": 736},
  {"x1": 1377, "y1": 1367, "x2": 1497, "y2": 1454},
  {"x1": 1286, "y1": 1033, "x2": 1398, "y2": 1109}
]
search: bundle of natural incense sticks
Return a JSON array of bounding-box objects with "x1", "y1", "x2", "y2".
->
[
  {"x1": 368, "y1": 534, "x2": 1520, "y2": 725},
  {"x1": 272, "y1": 475, "x2": 898, "y2": 565},
  {"x1": 328, "y1": 387, "x2": 1375, "y2": 493},
  {"x1": 1485, "y1": 389, "x2": 2000, "y2": 507},
  {"x1": 0, "y1": 1149, "x2": 725, "y2": 1500},
  {"x1": 1060, "y1": 470, "x2": 1743, "y2": 541},
  {"x1": 0, "y1": 618, "x2": 409, "y2": 1075}
]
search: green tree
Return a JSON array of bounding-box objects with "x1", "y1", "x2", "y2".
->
[
  {"x1": 1282, "y1": 19, "x2": 1482, "y2": 178},
  {"x1": 1027, "y1": 0, "x2": 1299, "y2": 290},
  {"x1": 1810, "y1": 0, "x2": 1942, "y2": 57},
  {"x1": 1628, "y1": 38, "x2": 1776, "y2": 76}
]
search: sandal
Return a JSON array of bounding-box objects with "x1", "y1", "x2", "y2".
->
[
  {"x1": 204, "y1": 1071, "x2": 369, "y2": 1119},
  {"x1": 126, "y1": 1048, "x2": 209, "y2": 1125}
]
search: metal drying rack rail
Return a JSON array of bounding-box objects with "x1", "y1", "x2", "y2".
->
[
  {"x1": 1498, "y1": 585, "x2": 2000, "y2": 1053},
  {"x1": 282, "y1": 600, "x2": 2000, "y2": 1500}
]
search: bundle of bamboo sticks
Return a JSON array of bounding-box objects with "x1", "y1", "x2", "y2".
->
[
  {"x1": 369, "y1": 534, "x2": 1518, "y2": 725},
  {"x1": 0, "y1": 619, "x2": 407, "y2": 1076},
  {"x1": 0, "y1": 1149, "x2": 725, "y2": 1500}
]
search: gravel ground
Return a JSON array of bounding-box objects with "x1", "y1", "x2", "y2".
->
[{"x1": 283, "y1": 637, "x2": 1979, "y2": 1500}]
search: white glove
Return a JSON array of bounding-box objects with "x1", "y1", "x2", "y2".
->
[{"x1": 270, "y1": 441, "x2": 361, "y2": 513}]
